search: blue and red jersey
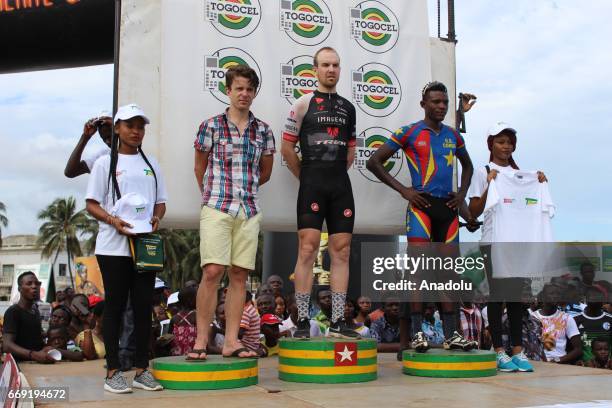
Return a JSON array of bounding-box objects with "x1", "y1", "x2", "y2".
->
[{"x1": 385, "y1": 120, "x2": 466, "y2": 198}]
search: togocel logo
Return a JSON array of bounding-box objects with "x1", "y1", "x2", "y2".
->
[
  {"x1": 205, "y1": 0, "x2": 262, "y2": 38},
  {"x1": 354, "y1": 127, "x2": 403, "y2": 182},
  {"x1": 204, "y1": 48, "x2": 262, "y2": 105},
  {"x1": 351, "y1": 62, "x2": 402, "y2": 117},
  {"x1": 279, "y1": 0, "x2": 333, "y2": 46},
  {"x1": 350, "y1": 1, "x2": 399, "y2": 53},
  {"x1": 280, "y1": 55, "x2": 318, "y2": 105}
]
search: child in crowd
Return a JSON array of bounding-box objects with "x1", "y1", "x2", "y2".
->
[
  {"x1": 238, "y1": 291, "x2": 261, "y2": 355},
  {"x1": 585, "y1": 338, "x2": 611, "y2": 369},
  {"x1": 355, "y1": 296, "x2": 372, "y2": 328},
  {"x1": 76, "y1": 301, "x2": 106, "y2": 360},
  {"x1": 257, "y1": 293, "x2": 281, "y2": 356},
  {"x1": 345, "y1": 298, "x2": 370, "y2": 337},
  {"x1": 47, "y1": 326, "x2": 84, "y2": 362},
  {"x1": 207, "y1": 302, "x2": 226, "y2": 355},
  {"x1": 275, "y1": 295, "x2": 287, "y2": 320},
  {"x1": 170, "y1": 286, "x2": 197, "y2": 356}
]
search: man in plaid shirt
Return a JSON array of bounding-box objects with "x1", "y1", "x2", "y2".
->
[{"x1": 190, "y1": 65, "x2": 275, "y2": 360}]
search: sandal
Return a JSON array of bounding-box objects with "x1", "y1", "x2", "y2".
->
[
  {"x1": 186, "y1": 348, "x2": 207, "y2": 361},
  {"x1": 223, "y1": 347, "x2": 257, "y2": 359}
]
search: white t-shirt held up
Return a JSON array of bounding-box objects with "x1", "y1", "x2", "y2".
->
[{"x1": 86, "y1": 153, "x2": 168, "y2": 256}]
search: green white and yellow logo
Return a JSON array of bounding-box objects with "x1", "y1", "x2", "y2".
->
[
  {"x1": 206, "y1": 0, "x2": 261, "y2": 37},
  {"x1": 352, "y1": 63, "x2": 402, "y2": 117},
  {"x1": 350, "y1": 1, "x2": 399, "y2": 53},
  {"x1": 279, "y1": 0, "x2": 333, "y2": 46},
  {"x1": 354, "y1": 127, "x2": 403, "y2": 182},
  {"x1": 281, "y1": 55, "x2": 317, "y2": 104},
  {"x1": 525, "y1": 198, "x2": 538, "y2": 205},
  {"x1": 204, "y1": 47, "x2": 262, "y2": 105}
]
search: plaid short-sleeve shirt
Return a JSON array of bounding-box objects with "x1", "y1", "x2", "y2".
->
[{"x1": 194, "y1": 109, "x2": 275, "y2": 218}]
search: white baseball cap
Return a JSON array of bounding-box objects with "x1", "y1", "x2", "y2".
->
[
  {"x1": 111, "y1": 192, "x2": 153, "y2": 234},
  {"x1": 155, "y1": 277, "x2": 168, "y2": 289},
  {"x1": 487, "y1": 121, "x2": 516, "y2": 137},
  {"x1": 114, "y1": 103, "x2": 150, "y2": 125}
]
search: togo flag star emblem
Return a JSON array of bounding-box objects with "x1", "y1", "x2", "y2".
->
[{"x1": 334, "y1": 342, "x2": 357, "y2": 366}]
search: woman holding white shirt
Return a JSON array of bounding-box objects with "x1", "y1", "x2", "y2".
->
[{"x1": 85, "y1": 104, "x2": 167, "y2": 394}]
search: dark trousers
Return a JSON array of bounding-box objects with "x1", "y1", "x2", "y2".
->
[
  {"x1": 96, "y1": 255, "x2": 155, "y2": 371},
  {"x1": 481, "y1": 245, "x2": 524, "y2": 349}
]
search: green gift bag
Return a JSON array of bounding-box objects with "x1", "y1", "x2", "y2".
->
[{"x1": 129, "y1": 234, "x2": 165, "y2": 273}]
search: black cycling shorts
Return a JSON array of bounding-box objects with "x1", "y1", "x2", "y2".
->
[{"x1": 297, "y1": 166, "x2": 354, "y2": 235}]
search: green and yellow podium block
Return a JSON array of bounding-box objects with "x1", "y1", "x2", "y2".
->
[
  {"x1": 278, "y1": 337, "x2": 377, "y2": 383},
  {"x1": 402, "y1": 349, "x2": 496, "y2": 378},
  {"x1": 152, "y1": 355, "x2": 258, "y2": 390}
]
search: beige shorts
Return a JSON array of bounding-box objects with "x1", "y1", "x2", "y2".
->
[{"x1": 199, "y1": 206, "x2": 262, "y2": 270}]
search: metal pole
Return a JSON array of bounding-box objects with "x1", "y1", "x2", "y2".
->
[
  {"x1": 113, "y1": 0, "x2": 122, "y2": 116},
  {"x1": 447, "y1": 0, "x2": 456, "y2": 42},
  {"x1": 437, "y1": 0, "x2": 441, "y2": 38}
]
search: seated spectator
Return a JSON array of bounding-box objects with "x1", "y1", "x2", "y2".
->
[
  {"x1": 459, "y1": 301, "x2": 483, "y2": 348},
  {"x1": 533, "y1": 284, "x2": 582, "y2": 364},
  {"x1": 421, "y1": 303, "x2": 445, "y2": 346},
  {"x1": 256, "y1": 284, "x2": 274, "y2": 299},
  {"x1": 345, "y1": 298, "x2": 370, "y2": 338},
  {"x1": 239, "y1": 291, "x2": 261, "y2": 354},
  {"x1": 207, "y1": 302, "x2": 226, "y2": 355},
  {"x1": 266, "y1": 275, "x2": 284, "y2": 296},
  {"x1": 68, "y1": 293, "x2": 91, "y2": 340},
  {"x1": 355, "y1": 296, "x2": 372, "y2": 327},
  {"x1": 577, "y1": 261, "x2": 609, "y2": 301},
  {"x1": 184, "y1": 280, "x2": 199, "y2": 290},
  {"x1": 76, "y1": 301, "x2": 106, "y2": 360},
  {"x1": 2, "y1": 272, "x2": 55, "y2": 363},
  {"x1": 584, "y1": 338, "x2": 611, "y2": 369},
  {"x1": 574, "y1": 287, "x2": 612, "y2": 365},
  {"x1": 170, "y1": 286, "x2": 197, "y2": 356},
  {"x1": 279, "y1": 294, "x2": 322, "y2": 338},
  {"x1": 50, "y1": 306, "x2": 72, "y2": 329},
  {"x1": 312, "y1": 288, "x2": 332, "y2": 333},
  {"x1": 62, "y1": 287, "x2": 75, "y2": 309},
  {"x1": 275, "y1": 295, "x2": 287, "y2": 320},
  {"x1": 257, "y1": 293, "x2": 281, "y2": 356},
  {"x1": 154, "y1": 304, "x2": 170, "y2": 326},
  {"x1": 46, "y1": 326, "x2": 84, "y2": 362},
  {"x1": 370, "y1": 299, "x2": 400, "y2": 352}
]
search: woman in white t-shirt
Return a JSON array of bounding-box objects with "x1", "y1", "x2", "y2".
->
[
  {"x1": 85, "y1": 104, "x2": 167, "y2": 394},
  {"x1": 467, "y1": 122, "x2": 546, "y2": 373}
]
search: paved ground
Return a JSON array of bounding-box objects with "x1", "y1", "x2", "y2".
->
[{"x1": 22, "y1": 354, "x2": 612, "y2": 408}]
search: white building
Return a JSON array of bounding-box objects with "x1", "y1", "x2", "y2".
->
[{"x1": 0, "y1": 234, "x2": 74, "y2": 302}]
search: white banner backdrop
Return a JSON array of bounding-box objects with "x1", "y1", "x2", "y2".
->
[{"x1": 119, "y1": 0, "x2": 456, "y2": 234}]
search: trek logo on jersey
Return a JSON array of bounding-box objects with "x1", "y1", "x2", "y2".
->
[
  {"x1": 351, "y1": 63, "x2": 401, "y2": 117},
  {"x1": 143, "y1": 169, "x2": 154, "y2": 176},
  {"x1": 204, "y1": 47, "x2": 262, "y2": 105},
  {"x1": 443, "y1": 138, "x2": 456, "y2": 149},
  {"x1": 349, "y1": 1, "x2": 399, "y2": 53},
  {"x1": 280, "y1": 55, "x2": 317, "y2": 105},
  {"x1": 205, "y1": 0, "x2": 262, "y2": 38},
  {"x1": 354, "y1": 127, "x2": 402, "y2": 182},
  {"x1": 525, "y1": 198, "x2": 538, "y2": 205},
  {"x1": 279, "y1": 0, "x2": 333, "y2": 46}
]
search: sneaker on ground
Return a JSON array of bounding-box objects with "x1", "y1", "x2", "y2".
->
[
  {"x1": 328, "y1": 318, "x2": 361, "y2": 339},
  {"x1": 104, "y1": 371, "x2": 132, "y2": 394},
  {"x1": 496, "y1": 351, "x2": 519, "y2": 372},
  {"x1": 132, "y1": 369, "x2": 163, "y2": 391},
  {"x1": 511, "y1": 351, "x2": 534, "y2": 372},
  {"x1": 294, "y1": 317, "x2": 311, "y2": 339},
  {"x1": 411, "y1": 331, "x2": 430, "y2": 353},
  {"x1": 443, "y1": 331, "x2": 475, "y2": 351}
]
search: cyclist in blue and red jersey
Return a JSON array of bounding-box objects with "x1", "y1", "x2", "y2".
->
[{"x1": 367, "y1": 81, "x2": 478, "y2": 355}]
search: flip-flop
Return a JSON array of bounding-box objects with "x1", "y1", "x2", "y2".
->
[
  {"x1": 186, "y1": 348, "x2": 207, "y2": 361},
  {"x1": 223, "y1": 347, "x2": 258, "y2": 359}
]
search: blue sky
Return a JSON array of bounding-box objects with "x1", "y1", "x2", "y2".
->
[{"x1": 1, "y1": 0, "x2": 611, "y2": 241}]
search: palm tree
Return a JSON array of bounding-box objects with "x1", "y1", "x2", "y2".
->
[
  {"x1": 37, "y1": 197, "x2": 90, "y2": 289},
  {"x1": 81, "y1": 216, "x2": 99, "y2": 256},
  {"x1": 178, "y1": 230, "x2": 202, "y2": 288},
  {"x1": 0, "y1": 201, "x2": 8, "y2": 248},
  {"x1": 157, "y1": 228, "x2": 190, "y2": 290}
]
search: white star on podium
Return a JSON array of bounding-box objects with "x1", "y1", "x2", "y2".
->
[{"x1": 337, "y1": 345, "x2": 355, "y2": 362}]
